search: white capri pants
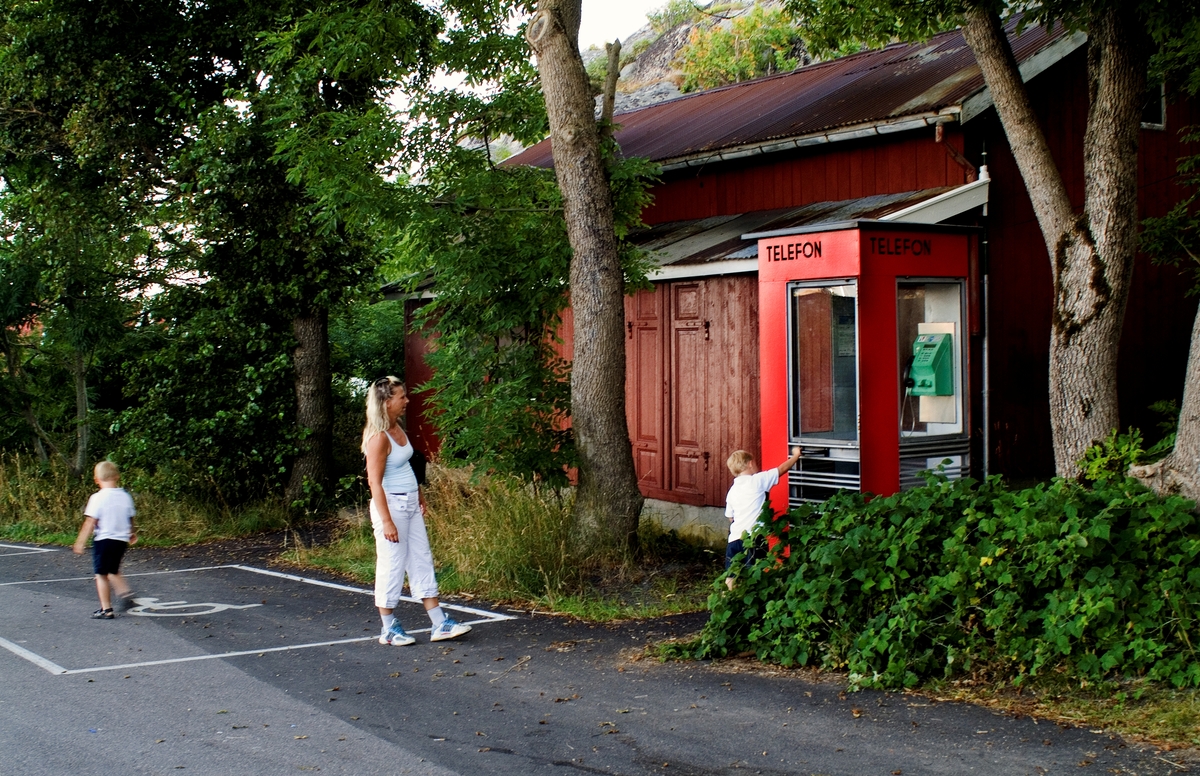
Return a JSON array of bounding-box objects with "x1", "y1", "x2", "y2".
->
[{"x1": 371, "y1": 492, "x2": 438, "y2": 608}]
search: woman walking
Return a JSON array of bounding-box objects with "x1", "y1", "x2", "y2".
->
[{"x1": 363, "y1": 376, "x2": 470, "y2": 645}]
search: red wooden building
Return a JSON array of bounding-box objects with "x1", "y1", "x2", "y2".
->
[{"x1": 407, "y1": 19, "x2": 1200, "y2": 539}]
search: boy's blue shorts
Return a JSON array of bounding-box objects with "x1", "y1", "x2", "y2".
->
[
  {"x1": 92, "y1": 539, "x2": 128, "y2": 576},
  {"x1": 725, "y1": 537, "x2": 764, "y2": 570}
]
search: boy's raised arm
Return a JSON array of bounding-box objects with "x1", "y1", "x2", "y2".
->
[{"x1": 775, "y1": 447, "x2": 802, "y2": 477}]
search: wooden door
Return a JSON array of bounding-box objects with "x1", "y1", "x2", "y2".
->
[
  {"x1": 670, "y1": 283, "x2": 708, "y2": 497},
  {"x1": 625, "y1": 289, "x2": 666, "y2": 494},
  {"x1": 702, "y1": 275, "x2": 760, "y2": 505}
]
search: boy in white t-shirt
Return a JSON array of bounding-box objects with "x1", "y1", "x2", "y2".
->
[
  {"x1": 723, "y1": 447, "x2": 801, "y2": 590},
  {"x1": 72, "y1": 461, "x2": 138, "y2": 619}
]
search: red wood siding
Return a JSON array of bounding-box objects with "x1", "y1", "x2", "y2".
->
[
  {"x1": 403, "y1": 300, "x2": 441, "y2": 457},
  {"x1": 643, "y1": 130, "x2": 972, "y2": 225}
]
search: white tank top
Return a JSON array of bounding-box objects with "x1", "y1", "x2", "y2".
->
[{"x1": 380, "y1": 431, "x2": 419, "y2": 494}]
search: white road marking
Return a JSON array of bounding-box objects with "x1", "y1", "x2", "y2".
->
[
  {"x1": 0, "y1": 544, "x2": 57, "y2": 558},
  {"x1": 0, "y1": 562, "x2": 515, "y2": 674},
  {"x1": 0, "y1": 564, "x2": 236, "y2": 586},
  {"x1": 60, "y1": 635, "x2": 380, "y2": 675},
  {"x1": 228, "y1": 565, "x2": 517, "y2": 622},
  {"x1": 126, "y1": 596, "x2": 264, "y2": 617},
  {"x1": 0, "y1": 635, "x2": 68, "y2": 674}
]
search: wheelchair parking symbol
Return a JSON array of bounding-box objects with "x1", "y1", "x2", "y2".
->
[{"x1": 127, "y1": 597, "x2": 263, "y2": 617}]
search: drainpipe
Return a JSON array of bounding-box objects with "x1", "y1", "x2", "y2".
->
[{"x1": 979, "y1": 145, "x2": 991, "y2": 479}]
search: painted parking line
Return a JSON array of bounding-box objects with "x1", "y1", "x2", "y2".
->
[
  {"x1": 0, "y1": 543, "x2": 58, "y2": 558},
  {"x1": 0, "y1": 563, "x2": 232, "y2": 587},
  {"x1": 0, "y1": 563, "x2": 515, "y2": 675}
]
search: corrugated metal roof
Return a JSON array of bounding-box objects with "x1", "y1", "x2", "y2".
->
[
  {"x1": 634, "y1": 188, "x2": 954, "y2": 269},
  {"x1": 510, "y1": 17, "x2": 1071, "y2": 168},
  {"x1": 382, "y1": 187, "x2": 966, "y2": 298}
]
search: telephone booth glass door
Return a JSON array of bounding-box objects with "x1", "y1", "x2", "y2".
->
[{"x1": 789, "y1": 281, "x2": 860, "y2": 501}]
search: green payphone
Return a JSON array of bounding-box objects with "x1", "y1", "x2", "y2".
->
[{"x1": 910, "y1": 333, "x2": 953, "y2": 396}]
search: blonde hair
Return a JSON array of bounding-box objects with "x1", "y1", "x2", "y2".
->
[
  {"x1": 95, "y1": 460, "x2": 120, "y2": 483},
  {"x1": 361, "y1": 376, "x2": 405, "y2": 455},
  {"x1": 726, "y1": 450, "x2": 754, "y2": 476}
]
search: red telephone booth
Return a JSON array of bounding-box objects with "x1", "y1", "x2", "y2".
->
[{"x1": 752, "y1": 221, "x2": 976, "y2": 512}]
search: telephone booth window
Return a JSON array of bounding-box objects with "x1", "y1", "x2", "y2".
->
[
  {"x1": 897, "y1": 280, "x2": 969, "y2": 487},
  {"x1": 789, "y1": 282, "x2": 858, "y2": 443},
  {"x1": 787, "y1": 281, "x2": 860, "y2": 502}
]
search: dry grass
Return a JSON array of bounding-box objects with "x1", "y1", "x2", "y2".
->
[
  {"x1": 0, "y1": 453, "x2": 292, "y2": 546},
  {"x1": 285, "y1": 463, "x2": 718, "y2": 619},
  {"x1": 921, "y1": 675, "x2": 1200, "y2": 751}
]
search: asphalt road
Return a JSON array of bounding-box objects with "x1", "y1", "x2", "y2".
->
[{"x1": 0, "y1": 540, "x2": 1189, "y2": 776}]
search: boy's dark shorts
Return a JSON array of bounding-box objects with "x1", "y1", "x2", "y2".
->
[
  {"x1": 724, "y1": 537, "x2": 765, "y2": 570},
  {"x1": 92, "y1": 539, "x2": 128, "y2": 576}
]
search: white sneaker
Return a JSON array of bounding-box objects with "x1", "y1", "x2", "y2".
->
[
  {"x1": 379, "y1": 622, "x2": 416, "y2": 646},
  {"x1": 429, "y1": 617, "x2": 471, "y2": 642}
]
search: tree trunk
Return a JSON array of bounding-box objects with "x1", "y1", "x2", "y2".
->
[
  {"x1": 71, "y1": 348, "x2": 89, "y2": 477},
  {"x1": 526, "y1": 0, "x2": 644, "y2": 551},
  {"x1": 1131, "y1": 300, "x2": 1200, "y2": 503},
  {"x1": 961, "y1": 6, "x2": 1147, "y2": 477},
  {"x1": 285, "y1": 307, "x2": 334, "y2": 507}
]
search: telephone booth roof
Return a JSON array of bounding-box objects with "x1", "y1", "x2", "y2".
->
[{"x1": 750, "y1": 220, "x2": 978, "y2": 285}]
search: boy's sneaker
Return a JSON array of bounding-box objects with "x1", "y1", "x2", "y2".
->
[
  {"x1": 91, "y1": 608, "x2": 114, "y2": 620},
  {"x1": 430, "y1": 617, "x2": 471, "y2": 642},
  {"x1": 379, "y1": 622, "x2": 415, "y2": 646}
]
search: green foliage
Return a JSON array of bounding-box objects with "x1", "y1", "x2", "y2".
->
[
  {"x1": 394, "y1": 162, "x2": 576, "y2": 484},
  {"x1": 329, "y1": 299, "x2": 407, "y2": 384},
  {"x1": 115, "y1": 289, "x2": 298, "y2": 505},
  {"x1": 1079, "y1": 428, "x2": 1151, "y2": 481},
  {"x1": 585, "y1": 51, "x2": 610, "y2": 90},
  {"x1": 785, "y1": 0, "x2": 959, "y2": 59},
  {"x1": 1147, "y1": 399, "x2": 1180, "y2": 457},
  {"x1": 676, "y1": 5, "x2": 804, "y2": 92},
  {"x1": 1078, "y1": 410, "x2": 1180, "y2": 482},
  {"x1": 649, "y1": 0, "x2": 703, "y2": 34},
  {"x1": 392, "y1": 37, "x2": 658, "y2": 486},
  {"x1": 668, "y1": 475, "x2": 1200, "y2": 691}
]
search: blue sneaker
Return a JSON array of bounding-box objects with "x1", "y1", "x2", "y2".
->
[
  {"x1": 379, "y1": 622, "x2": 415, "y2": 646},
  {"x1": 430, "y1": 617, "x2": 471, "y2": 642}
]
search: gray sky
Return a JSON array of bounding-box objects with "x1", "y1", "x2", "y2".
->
[{"x1": 579, "y1": 0, "x2": 660, "y2": 49}]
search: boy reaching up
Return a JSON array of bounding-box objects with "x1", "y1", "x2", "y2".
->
[
  {"x1": 73, "y1": 461, "x2": 138, "y2": 619},
  {"x1": 723, "y1": 447, "x2": 801, "y2": 590}
]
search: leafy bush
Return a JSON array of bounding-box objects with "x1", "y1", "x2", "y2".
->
[
  {"x1": 676, "y1": 5, "x2": 804, "y2": 92},
  {"x1": 1080, "y1": 428, "x2": 1152, "y2": 481},
  {"x1": 668, "y1": 474, "x2": 1200, "y2": 691},
  {"x1": 648, "y1": 0, "x2": 703, "y2": 34}
]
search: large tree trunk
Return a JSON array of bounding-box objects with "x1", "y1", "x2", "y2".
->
[
  {"x1": 961, "y1": 6, "x2": 1147, "y2": 477},
  {"x1": 1131, "y1": 301, "x2": 1200, "y2": 503},
  {"x1": 526, "y1": 0, "x2": 643, "y2": 551},
  {"x1": 286, "y1": 308, "x2": 334, "y2": 506}
]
